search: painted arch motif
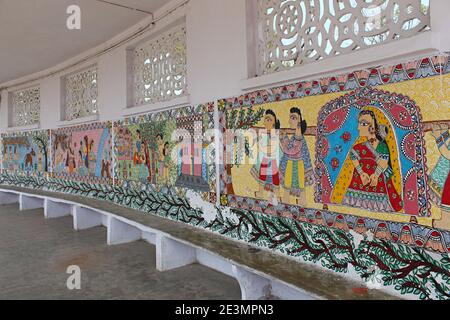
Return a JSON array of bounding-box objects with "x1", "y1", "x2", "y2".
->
[{"x1": 315, "y1": 87, "x2": 430, "y2": 217}]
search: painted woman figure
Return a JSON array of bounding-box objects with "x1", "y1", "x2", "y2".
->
[
  {"x1": 88, "y1": 140, "x2": 96, "y2": 176},
  {"x1": 83, "y1": 136, "x2": 90, "y2": 169},
  {"x1": 162, "y1": 142, "x2": 171, "y2": 184},
  {"x1": 251, "y1": 109, "x2": 281, "y2": 198},
  {"x1": 156, "y1": 133, "x2": 163, "y2": 170},
  {"x1": 279, "y1": 107, "x2": 314, "y2": 205},
  {"x1": 134, "y1": 130, "x2": 143, "y2": 166},
  {"x1": 332, "y1": 109, "x2": 403, "y2": 212},
  {"x1": 430, "y1": 123, "x2": 450, "y2": 229},
  {"x1": 156, "y1": 134, "x2": 169, "y2": 185},
  {"x1": 79, "y1": 140, "x2": 85, "y2": 169},
  {"x1": 66, "y1": 146, "x2": 76, "y2": 175},
  {"x1": 143, "y1": 141, "x2": 153, "y2": 182}
]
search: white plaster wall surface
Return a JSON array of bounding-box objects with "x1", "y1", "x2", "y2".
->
[{"x1": 186, "y1": 0, "x2": 248, "y2": 105}]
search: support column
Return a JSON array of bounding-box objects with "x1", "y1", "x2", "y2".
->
[
  {"x1": 232, "y1": 265, "x2": 273, "y2": 300},
  {"x1": 156, "y1": 234, "x2": 196, "y2": 271},
  {"x1": 72, "y1": 206, "x2": 103, "y2": 230},
  {"x1": 232, "y1": 265, "x2": 318, "y2": 300},
  {"x1": 44, "y1": 199, "x2": 72, "y2": 219},
  {"x1": 107, "y1": 216, "x2": 142, "y2": 245},
  {"x1": 19, "y1": 194, "x2": 44, "y2": 211}
]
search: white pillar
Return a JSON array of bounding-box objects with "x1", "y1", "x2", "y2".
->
[
  {"x1": 0, "y1": 191, "x2": 19, "y2": 205},
  {"x1": 107, "y1": 216, "x2": 142, "y2": 245},
  {"x1": 232, "y1": 265, "x2": 273, "y2": 300},
  {"x1": 19, "y1": 194, "x2": 44, "y2": 211},
  {"x1": 44, "y1": 199, "x2": 72, "y2": 219},
  {"x1": 232, "y1": 265, "x2": 319, "y2": 300},
  {"x1": 72, "y1": 206, "x2": 103, "y2": 230},
  {"x1": 156, "y1": 234, "x2": 196, "y2": 271}
]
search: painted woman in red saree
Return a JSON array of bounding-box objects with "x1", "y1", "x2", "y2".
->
[{"x1": 331, "y1": 110, "x2": 403, "y2": 212}]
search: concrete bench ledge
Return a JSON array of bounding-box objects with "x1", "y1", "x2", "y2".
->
[{"x1": 0, "y1": 186, "x2": 399, "y2": 300}]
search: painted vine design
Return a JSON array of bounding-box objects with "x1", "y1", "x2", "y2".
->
[
  {"x1": 207, "y1": 208, "x2": 450, "y2": 300},
  {"x1": 0, "y1": 173, "x2": 204, "y2": 225},
  {"x1": 0, "y1": 173, "x2": 449, "y2": 300}
]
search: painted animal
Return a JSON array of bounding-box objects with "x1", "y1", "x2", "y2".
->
[{"x1": 24, "y1": 149, "x2": 36, "y2": 168}]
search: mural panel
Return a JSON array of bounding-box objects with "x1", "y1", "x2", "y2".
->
[
  {"x1": 220, "y1": 54, "x2": 450, "y2": 244},
  {"x1": 114, "y1": 103, "x2": 216, "y2": 201},
  {"x1": 52, "y1": 122, "x2": 112, "y2": 184},
  {"x1": 316, "y1": 88, "x2": 427, "y2": 217},
  {"x1": 1, "y1": 130, "x2": 49, "y2": 175}
]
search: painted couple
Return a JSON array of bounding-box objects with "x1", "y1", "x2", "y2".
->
[{"x1": 250, "y1": 107, "x2": 314, "y2": 205}]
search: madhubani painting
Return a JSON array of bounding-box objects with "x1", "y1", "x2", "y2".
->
[
  {"x1": 220, "y1": 54, "x2": 450, "y2": 248},
  {"x1": 52, "y1": 122, "x2": 112, "y2": 184},
  {"x1": 316, "y1": 88, "x2": 427, "y2": 217},
  {"x1": 114, "y1": 103, "x2": 216, "y2": 201},
  {"x1": 1, "y1": 130, "x2": 49, "y2": 175}
]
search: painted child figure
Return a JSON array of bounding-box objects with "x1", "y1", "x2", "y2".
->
[
  {"x1": 279, "y1": 107, "x2": 314, "y2": 205},
  {"x1": 430, "y1": 123, "x2": 450, "y2": 230}
]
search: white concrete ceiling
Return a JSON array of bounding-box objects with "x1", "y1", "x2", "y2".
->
[{"x1": 0, "y1": 0, "x2": 168, "y2": 84}]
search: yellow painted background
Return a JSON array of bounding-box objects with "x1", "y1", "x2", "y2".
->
[{"x1": 230, "y1": 73, "x2": 450, "y2": 227}]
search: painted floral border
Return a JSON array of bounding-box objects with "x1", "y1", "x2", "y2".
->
[{"x1": 219, "y1": 54, "x2": 450, "y2": 111}]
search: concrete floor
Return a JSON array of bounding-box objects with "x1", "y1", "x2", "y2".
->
[{"x1": 0, "y1": 204, "x2": 242, "y2": 300}]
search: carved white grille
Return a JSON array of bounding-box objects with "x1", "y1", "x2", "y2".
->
[
  {"x1": 64, "y1": 66, "x2": 98, "y2": 121},
  {"x1": 257, "y1": 0, "x2": 431, "y2": 75},
  {"x1": 133, "y1": 24, "x2": 187, "y2": 107},
  {"x1": 11, "y1": 86, "x2": 40, "y2": 127}
]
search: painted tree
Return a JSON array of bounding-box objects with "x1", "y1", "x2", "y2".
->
[
  {"x1": 32, "y1": 131, "x2": 49, "y2": 172},
  {"x1": 223, "y1": 102, "x2": 265, "y2": 195}
]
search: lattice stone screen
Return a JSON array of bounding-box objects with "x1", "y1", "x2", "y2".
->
[
  {"x1": 64, "y1": 66, "x2": 98, "y2": 121},
  {"x1": 11, "y1": 86, "x2": 40, "y2": 127},
  {"x1": 132, "y1": 24, "x2": 187, "y2": 107},
  {"x1": 256, "y1": 0, "x2": 431, "y2": 75}
]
